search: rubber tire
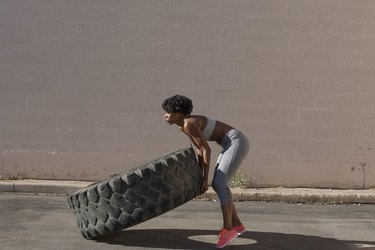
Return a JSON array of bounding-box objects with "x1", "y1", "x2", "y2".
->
[{"x1": 67, "y1": 147, "x2": 202, "y2": 239}]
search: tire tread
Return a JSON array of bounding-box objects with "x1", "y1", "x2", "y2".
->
[{"x1": 67, "y1": 147, "x2": 201, "y2": 239}]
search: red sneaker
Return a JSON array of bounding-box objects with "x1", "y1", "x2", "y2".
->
[
  {"x1": 216, "y1": 228, "x2": 239, "y2": 248},
  {"x1": 234, "y1": 223, "x2": 246, "y2": 235}
]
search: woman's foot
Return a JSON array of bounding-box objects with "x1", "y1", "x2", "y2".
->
[{"x1": 216, "y1": 228, "x2": 239, "y2": 248}]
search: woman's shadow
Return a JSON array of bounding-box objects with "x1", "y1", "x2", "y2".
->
[{"x1": 95, "y1": 228, "x2": 375, "y2": 250}]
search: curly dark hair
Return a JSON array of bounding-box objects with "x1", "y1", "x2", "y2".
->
[{"x1": 162, "y1": 95, "x2": 193, "y2": 115}]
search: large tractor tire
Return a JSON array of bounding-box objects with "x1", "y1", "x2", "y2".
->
[{"x1": 67, "y1": 147, "x2": 202, "y2": 239}]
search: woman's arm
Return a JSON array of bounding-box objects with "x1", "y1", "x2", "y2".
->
[{"x1": 183, "y1": 119, "x2": 211, "y2": 194}]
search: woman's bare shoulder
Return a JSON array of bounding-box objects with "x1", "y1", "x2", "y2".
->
[{"x1": 183, "y1": 115, "x2": 206, "y2": 134}]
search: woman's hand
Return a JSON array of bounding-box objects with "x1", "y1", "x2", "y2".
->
[{"x1": 200, "y1": 179, "x2": 208, "y2": 194}]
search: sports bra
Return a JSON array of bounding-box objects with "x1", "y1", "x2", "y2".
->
[{"x1": 202, "y1": 117, "x2": 216, "y2": 140}]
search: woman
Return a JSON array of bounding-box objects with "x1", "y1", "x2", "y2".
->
[{"x1": 162, "y1": 95, "x2": 249, "y2": 249}]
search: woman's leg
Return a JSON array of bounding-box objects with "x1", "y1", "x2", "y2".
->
[
  {"x1": 220, "y1": 202, "x2": 241, "y2": 229},
  {"x1": 221, "y1": 203, "x2": 233, "y2": 230},
  {"x1": 212, "y1": 171, "x2": 234, "y2": 230},
  {"x1": 231, "y1": 203, "x2": 242, "y2": 227},
  {"x1": 212, "y1": 130, "x2": 249, "y2": 230}
]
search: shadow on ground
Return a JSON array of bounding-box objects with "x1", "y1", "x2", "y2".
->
[{"x1": 95, "y1": 229, "x2": 375, "y2": 250}]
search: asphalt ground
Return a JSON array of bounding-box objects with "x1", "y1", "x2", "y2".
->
[{"x1": 1, "y1": 193, "x2": 375, "y2": 250}]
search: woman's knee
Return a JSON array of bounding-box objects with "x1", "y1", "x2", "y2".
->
[
  {"x1": 211, "y1": 177, "x2": 220, "y2": 192},
  {"x1": 212, "y1": 171, "x2": 226, "y2": 190},
  {"x1": 212, "y1": 176, "x2": 230, "y2": 200}
]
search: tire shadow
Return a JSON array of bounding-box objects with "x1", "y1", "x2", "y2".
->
[{"x1": 95, "y1": 229, "x2": 375, "y2": 250}]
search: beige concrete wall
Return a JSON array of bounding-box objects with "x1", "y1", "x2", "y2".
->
[{"x1": 1, "y1": 0, "x2": 374, "y2": 188}]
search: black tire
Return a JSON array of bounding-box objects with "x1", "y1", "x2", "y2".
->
[{"x1": 67, "y1": 147, "x2": 202, "y2": 239}]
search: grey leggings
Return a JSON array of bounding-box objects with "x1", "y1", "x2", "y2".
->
[{"x1": 212, "y1": 129, "x2": 249, "y2": 205}]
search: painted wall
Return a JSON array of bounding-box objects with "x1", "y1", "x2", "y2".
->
[{"x1": 1, "y1": 0, "x2": 374, "y2": 188}]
